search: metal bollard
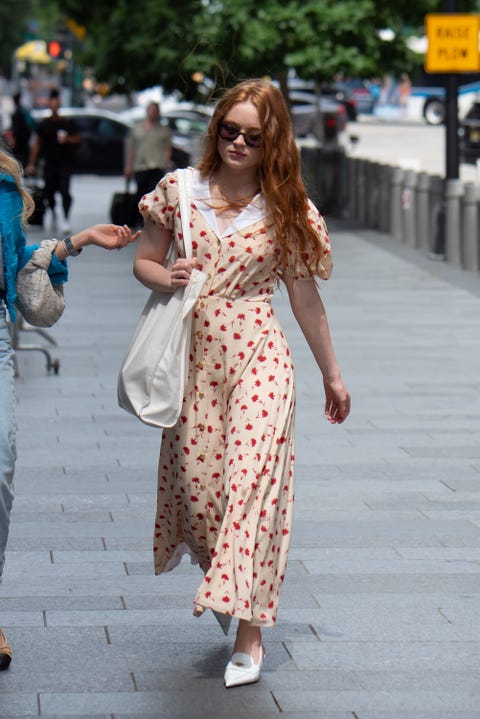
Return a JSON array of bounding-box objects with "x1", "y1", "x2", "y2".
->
[
  {"x1": 429, "y1": 175, "x2": 445, "y2": 256},
  {"x1": 416, "y1": 172, "x2": 431, "y2": 252},
  {"x1": 357, "y1": 159, "x2": 367, "y2": 226},
  {"x1": 461, "y1": 182, "x2": 479, "y2": 271},
  {"x1": 366, "y1": 162, "x2": 378, "y2": 228},
  {"x1": 402, "y1": 169, "x2": 418, "y2": 247},
  {"x1": 390, "y1": 167, "x2": 404, "y2": 241},
  {"x1": 379, "y1": 165, "x2": 391, "y2": 233},
  {"x1": 445, "y1": 179, "x2": 464, "y2": 266},
  {"x1": 347, "y1": 157, "x2": 357, "y2": 222},
  {"x1": 372, "y1": 163, "x2": 383, "y2": 229}
]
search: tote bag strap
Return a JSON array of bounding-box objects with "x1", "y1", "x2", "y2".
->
[{"x1": 177, "y1": 168, "x2": 193, "y2": 258}]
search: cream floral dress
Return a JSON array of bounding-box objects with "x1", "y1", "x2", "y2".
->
[{"x1": 139, "y1": 169, "x2": 331, "y2": 628}]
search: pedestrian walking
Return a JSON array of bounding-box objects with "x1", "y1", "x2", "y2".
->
[
  {"x1": 124, "y1": 101, "x2": 172, "y2": 214},
  {"x1": 26, "y1": 88, "x2": 80, "y2": 233},
  {"x1": 0, "y1": 147, "x2": 140, "y2": 670},
  {"x1": 133, "y1": 78, "x2": 350, "y2": 687},
  {"x1": 9, "y1": 92, "x2": 35, "y2": 169}
]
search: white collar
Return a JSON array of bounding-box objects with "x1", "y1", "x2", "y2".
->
[{"x1": 191, "y1": 169, "x2": 266, "y2": 238}]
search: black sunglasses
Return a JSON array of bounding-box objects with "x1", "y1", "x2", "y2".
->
[{"x1": 218, "y1": 121, "x2": 263, "y2": 148}]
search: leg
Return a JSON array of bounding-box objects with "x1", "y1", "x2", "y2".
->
[
  {"x1": 224, "y1": 619, "x2": 265, "y2": 687},
  {"x1": 43, "y1": 170, "x2": 58, "y2": 214},
  {"x1": 0, "y1": 309, "x2": 16, "y2": 578},
  {"x1": 233, "y1": 620, "x2": 262, "y2": 662},
  {"x1": 58, "y1": 166, "x2": 73, "y2": 220},
  {"x1": 0, "y1": 307, "x2": 16, "y2": 670}
]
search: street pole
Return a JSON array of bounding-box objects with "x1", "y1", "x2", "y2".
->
[
  {"x1": 444, "y1": 0, "x2": 459, "y2": 180},
  {"x1": 433, "y1": 0, "x2": 459, "y2": 255}
]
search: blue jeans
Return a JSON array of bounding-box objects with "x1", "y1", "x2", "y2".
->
[{"x1": 0, "y1": 305, "x2": 16, "y2": 578}]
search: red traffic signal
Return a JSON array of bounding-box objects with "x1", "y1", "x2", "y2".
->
[{"x1": 48, "y1": 40, "x2": 62, "y2": 58}]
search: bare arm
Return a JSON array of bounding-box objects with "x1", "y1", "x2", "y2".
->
[
  {"x1": 284, "y1": 275, "x2": 350, "y2": 424},
  {"x1": 53, "y1": 224, "x2": 140, "y2": 260},
  {"x1": 133, "y1": 219, "x2": 197, "y2": 293}
]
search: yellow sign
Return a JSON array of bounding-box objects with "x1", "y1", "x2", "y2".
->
[
  {"x1": 66, "y1": 18, "x2": 87, "y2": 41},
  {"x1": 425, "y1": 14, "x2": 480, "y2": 72}
]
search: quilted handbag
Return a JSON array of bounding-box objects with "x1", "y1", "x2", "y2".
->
[
  {"x1": 117, "y1": 168, "x2": 207, "y2": 428},
  {"x1": 15, "y1": 239, "x2": 65, "y2": 327}
]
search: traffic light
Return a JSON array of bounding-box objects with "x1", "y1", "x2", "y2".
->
[{"x1": 48, "y1": 40, "x2": 63, "y2": 59}]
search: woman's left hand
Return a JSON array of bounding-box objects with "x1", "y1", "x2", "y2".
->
[
  {"x1": 324, "y1": 378, "x2": 351, "y2": 424},
  {"x1": 86, "y1": 224, "x2": 141, "y2": 250}
]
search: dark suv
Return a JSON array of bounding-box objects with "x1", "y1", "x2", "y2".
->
[{"x1": 459, "y1": 101, "x2": 480, "y2": 163}]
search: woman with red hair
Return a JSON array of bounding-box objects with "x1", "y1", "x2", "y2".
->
[{"x1": 134, "y1": 79, "x2": 350, "y2": 687}]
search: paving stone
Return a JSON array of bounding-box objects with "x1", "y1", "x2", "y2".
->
[
  {"x1": 287, "y1": 547, "x2": 400, "y2": 561},
  {"x1": 355, "y1": 669, "x2": 480, "y2": 691},
  {"x1": 283, "y1": 639, "x2": 480, "y2": 671},
  {"x1": 273, "y1": 689, "x2": 480, "y2": 713},
  {"x1": 0, "y1": 612, "x2": 44, "y2": 628},
  {"x1": 0, "y1": 693, "x2": 38, "y2": 717},
  {"x1": 302, "y1": 558, "x2": 480, "y2": 575},
  {"x1": 4, "y1": 538, "x2": 104, "y2": 552},
  {"x1": 0, "y1": 596, "x2": 124, "y2": 611},
  {"x1": 305, "y1": 573, "x2": 480, "y2": 594},
  {"x1": 51, "y1": 550, "x2": 151, "y2": 564},
  {"x1": 311, "y1": 619, "x2": 480, "y2": 642},
  {"x1": 39, "y1": 688, "x2": 278, "y2": 715},
  {"x1": 4, "y1": 562, "x2": 128, "y2": 580}
]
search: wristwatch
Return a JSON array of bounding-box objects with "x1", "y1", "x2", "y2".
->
[{"x1": 63, "y1": 236, "x2": 82, "y2": 257}]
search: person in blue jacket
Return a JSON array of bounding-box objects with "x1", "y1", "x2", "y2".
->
[{"x1": 0, "y1": 148, "x2": 139, "y2": 669}]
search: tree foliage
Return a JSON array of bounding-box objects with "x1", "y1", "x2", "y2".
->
[
  {"x1": 0, "y1": 0, "x2": 36, "y2": 75},
  {"x1": 43, "y1": 0, "x2": 480, "y2": 96}
]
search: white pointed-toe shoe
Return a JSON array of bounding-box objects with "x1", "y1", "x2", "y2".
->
[{"x1": 224, "y1": 646, "x2": 264, "y2": 688}]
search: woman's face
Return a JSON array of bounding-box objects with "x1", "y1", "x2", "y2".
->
[{"x1": 217, "y1": 100, "x2": 263, "y2": 172}]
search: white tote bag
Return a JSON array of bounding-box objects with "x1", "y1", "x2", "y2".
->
[{"x1": 117, "y1": 169, "x2": 207, "y2": 428}]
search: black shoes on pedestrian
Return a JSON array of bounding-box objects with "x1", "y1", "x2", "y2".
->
[{"x1": 0, "y1": 628, "x2": 12, "y2": 670}]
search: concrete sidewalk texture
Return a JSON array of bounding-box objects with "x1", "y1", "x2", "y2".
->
[{"x1": 1, "y1": 175, "x2": 479, "y2": 718}]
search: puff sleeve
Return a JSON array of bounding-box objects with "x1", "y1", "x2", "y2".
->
[{"x1": 138, "y1": 171, "x2": 179, "y2": 231}]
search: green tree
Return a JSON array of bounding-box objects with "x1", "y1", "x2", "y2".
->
[
  {"x1": 0, "y1": 0, "x2": 36, "y2": 76},
  {"x1": 49, "y1": 0, "x2": 479, "y2": 96}
]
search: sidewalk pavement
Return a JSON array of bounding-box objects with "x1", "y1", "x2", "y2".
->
[{"x1": 1, "y1": 175, "x2": 480, "y2": 718}]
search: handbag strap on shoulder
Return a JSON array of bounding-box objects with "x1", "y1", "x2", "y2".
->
[{"x1": 177, "y1": 169, "x2": 193, "y2": 258}]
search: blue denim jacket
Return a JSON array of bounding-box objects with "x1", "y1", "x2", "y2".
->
[{"x1": 0, "y1": 172, "x2": 68, "y2": 320}]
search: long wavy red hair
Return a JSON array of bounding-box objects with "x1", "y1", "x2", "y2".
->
[{"x1": 197, "y1": 79, "x2": 323, "y2": 276}]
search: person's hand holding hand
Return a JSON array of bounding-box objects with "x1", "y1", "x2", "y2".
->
[{"x1": 323, "y1": 378, "x2": 350, "y2": 424}]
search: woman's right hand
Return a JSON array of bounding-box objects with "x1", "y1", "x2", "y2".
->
[{"x1": 169, "y1": 258, "x2": 198, "y2": 290}]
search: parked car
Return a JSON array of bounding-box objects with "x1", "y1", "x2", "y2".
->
[
  {"x1": 30, "y1": 106, "x2": 202, "y2": 174},
  {"x1": 459, "y1": 101, "x2": 480, "y2": 163},
  {"x1": 321, "y1": 83, "x2": 358, "y2": 121},
  {"x1": 163, "y1": 106, "x2": 212, "y2": 165},
  {"x1": 341, "y1": 79, "x2": 377, "y2": 115},
  {"x1": 289, "y1": 90, "x2": 347, "y2": 140}
]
